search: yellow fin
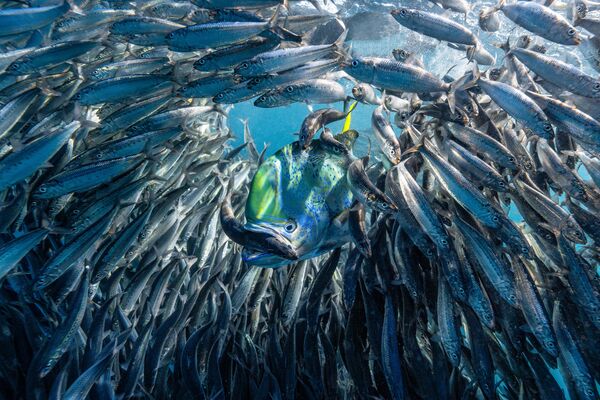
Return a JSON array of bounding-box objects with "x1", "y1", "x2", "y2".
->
[{"x1": 343, "y1": 101, "x2": 358, "y2": 132}]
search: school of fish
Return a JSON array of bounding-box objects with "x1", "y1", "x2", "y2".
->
[{"x1": 0, "y1": 0, "x2": 599, "y2": 399}]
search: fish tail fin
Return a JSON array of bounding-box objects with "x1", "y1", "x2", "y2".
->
[
  {"x1": 268, "y1": 5, "x2": 282, "y2": 28},
  {"x1": 466, "y1": 43, "x2": 478, "y2": 62},
  {"x1": 72, "y1": 103, "x2": 99, "y2": 129},
  {"x1": 401, "y1": 137, "x2": 425, "y2": 160},
  {"x1": 66, "y1": 0, "x2": 84, "y2": 15},
  {"x1": 331, "y1": 23, "x2": 348, "y2": 49},
  {"x1": 339, "y1": 41, "x2": 354, "y2": 64},
  {"x1": 401, "y1": 122, "x2": 427, "y2": 159},
  {"x1": 266, "y1": 7, "x2": 300, "y2": 42},
  {"x1": 37, "y1": 79, "x2": 62, "y2": 97},
  {"x1": 270, "y1": 26, "x2": 302, "y2": 43},
  {"x1": 135, "y1": 0, "x2": 144, "y2": 15},
  {"x1": 492, "y1": 0, "x2": 505, "y2": 13},
  {"x1": 447, "y1": 67, "x2": 477, "y2": 115},
  {"x1": 381, "y1": 91, "x2": 392, "y2": 113},
  {"x1": 495, "y1": 37, "x2": 511, "y2": 54}
]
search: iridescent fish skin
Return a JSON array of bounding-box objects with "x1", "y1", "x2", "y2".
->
[{"x1": 239, "y1": 131, "x2": 358, "y2": 267}]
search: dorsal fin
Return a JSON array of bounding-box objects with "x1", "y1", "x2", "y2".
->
[{"x1": 334, "y1": 129, "x2": 359, "y2": 149}]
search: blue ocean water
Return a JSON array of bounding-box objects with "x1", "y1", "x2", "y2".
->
[{"x1": 229, "y1": 93, "x2": 373, "y2": 157}]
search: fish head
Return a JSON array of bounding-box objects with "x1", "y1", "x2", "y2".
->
[
  {"x1": 390, "y1": 8, "x2": 418, "y2": 23},
  {"x1": 488, "y1": 67, "x2": 505, "y2": 81},
  {"x1": 7, "y1": 58, "x2": 30, "y2": 75},
  {"x1": 392, "y1": 48, "x2": 411, "y2": 62},
  {"x1": 193, "y1": 55, "x2": 216, "y2": 72},
  {"x1": 593, "y1": 81, "x2": 600, "y2": 96},
  {"x1": 576, "y1": 1, "x2": 588, "y2": 18},
  {"x1": 567, "y1": 28, "x2": 582, "y2": 46},
  {"x1": 165, "y1": 27, "x2": 186, "y2": 43},
  {"x1": 351, "y1": 84, "x2": 366, "y2": 101},
  {"x1": 213, "y1": 89, "x2": 235, "y2": 104},
  {"x1": 55, "y1": 16, "x2": 75, "y2": 31},
  {"x1": 531, "y1": 115, "x2": 554, "y2": 139},
  {"x1": 234, "y1": 60, "x2": 261, "y2": 77},
  {"x1": 242, "y1": 140, "x2": 354, "y2": 267},
  {"x1": 90, "y1": 67, "x2": 111, "y2": 80},
  {"x1": 254, "y1": 91, "x2": 292, "y2": 108},
  {"x1": 282, "y1": 83, "x2": 302, "y2": 98},
  {"x1": 343, "y1": 57, "x2": 376, "y2": 84},
  {"x1": 563, "y1": 218, "x2": 587, "y2": 244}
]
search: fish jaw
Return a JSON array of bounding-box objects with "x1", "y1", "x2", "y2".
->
[
  {"x1": 241, "y1": 234, "x2": 351, "y2": 268},
  {"x1": 241, "y1": 220, "x2": 351, "y2": 268}
]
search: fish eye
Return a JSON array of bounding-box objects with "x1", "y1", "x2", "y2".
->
[
  {"x1": 492, "y1": 215, "x2": 499, "y2": 222},
  {"x1": 594, "y1": 82, "x2": 600, "y2": 90},
  {"x1": 367, "y1": 193, "x2": 376, "y2": 201},
  {"x1": 167, "y1": 32, "x2": 174, "y2": 39},
  {"x1": 240, "y1": 62, "x2": 249, "y2": 69},
  {"x1": 381, "y1": 202, "x2": 389, "y2": 208},
  {"x1": 284, "y1": 220, "x2": 297, "y2": 232},
  {"x1": 508, "y1": 156, "x2": 515, "y2": 162},
  {"x1": 286, "y1": 86, "x2": 294, "y2": 93},
  {"x1": 543, "y1": 123, "x2": 552, "y2": 131},
  {"x1": 351, "y1": 60, "x2": 359, "y2": 67},
  {"x1": 38, "y1": 186, "x2": 47, "y2": 193},
  {"x1": 568, "y1": 28, "x2": 576, "y2": 36},
  {"x1": 400, "y1": 9, "x2": 407, "y2": 15},
  {"x1": 198, "y1": 59, "x2": 205, "y2": 65}
]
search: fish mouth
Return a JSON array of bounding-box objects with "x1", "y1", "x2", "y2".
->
[
  {"x1": 241, "y1": 247, "x2": 291, "y2": 268},
  {"x1": 242, "y1": 238, "x2": 347, "y2": 268},
  {"x1": 243, "y1": 222, "x2": 299, "y2": 261}
]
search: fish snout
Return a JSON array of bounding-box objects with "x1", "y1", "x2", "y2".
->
[
  {"x1": 244, "y1": 223, "x2": 299, "y2": 261},
  {"x1": 265, "y1": 236, "x2": 299, "y2": 260}
]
